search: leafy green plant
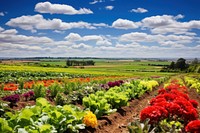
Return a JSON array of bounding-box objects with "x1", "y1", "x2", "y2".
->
[
  {"x1": 105, "y1": 89, "x2": 129, "y2": 109},
  {"x1": 158, "y1": 119, "x2": 183, "y2": 133},
  {"x1": 55, "y1": 93, "x2": 68, "y2": 106},
  {"x1": 83, "y1": 91, "x2": 116, "y2": 118},
  {"x1": 128, "y1": 118, "x2": 156, "y2": 133},
  {"x1": 33, "y1": 84, "x2": 46, "y2": 99},
  {"x1": 2, "y1": 98, "x2": 86, "y2": 133},
  {"x1": 0, "y1": 101, "x2": 10, "y2": 117},
  {"x1": 0, "y1": 118, "x2": 13, "y2": 133},
  {"x1": 48, "y1": 83, "x2": 63, "y2": 99}
]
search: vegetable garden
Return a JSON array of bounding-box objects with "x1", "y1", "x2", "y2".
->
[{"x1": 0, "y1": 62, "x2": 200, "y2": 132}]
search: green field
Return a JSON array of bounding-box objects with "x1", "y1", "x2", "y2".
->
[{"x1": 0, "y1": 59, "x2": 175, "y2": 77}]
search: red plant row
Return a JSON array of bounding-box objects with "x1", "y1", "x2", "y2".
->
[{"x1": 140, "y1": 79, "x2": 200, "y2": 132}]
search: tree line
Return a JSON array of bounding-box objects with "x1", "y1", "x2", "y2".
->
[
  {"x1": 66, "y1": 60, "x2": 95, "y2": 66},
  {"x1": 161, "y1": 58, "x2": 200, "y2": 73}
]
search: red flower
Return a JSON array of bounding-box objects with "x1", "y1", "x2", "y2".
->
[
  {"x1": 150, "y1": 97, "x2": 166, "y2": 105},
  {"x1": 185, "y1": 120, "x2": 200, "y2": 133},
  {"x1": 162, "y1": 93, "x2": 176, "y2": 102},
  {"x1": 158, "y1": 88, "x2": 166, "y2": 94},
  {"x1": 166, "y1": 102, "x2": 182, "y2": 117},
  {"x1": 140, "y1": 106, "x2": 168, "y2": 124},
  {"x1": 189, "y1": 100, "x2": 198, "y2": 108}
]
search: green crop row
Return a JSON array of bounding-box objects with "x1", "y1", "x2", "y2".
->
[{"x1": 184, "y1": 76, "x2": 200, "y2": 93}]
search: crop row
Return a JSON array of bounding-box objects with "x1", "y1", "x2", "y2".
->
[
  {"x1": 0, "y1": 77, "x2": 165, "y2": 133},
  {"x1": 0, "y1": 70, "x2": 134, "y2": 84},
  {"x1": 128, "y1": 78, "x2": 200, "y2": 132},
  {"x1": 185, "y1": 76, "x2": 200, "y2": 93}
]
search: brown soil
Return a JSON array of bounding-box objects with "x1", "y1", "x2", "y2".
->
[{"x1": 80, "y1": 85, "x2": 200, "y2": 133}]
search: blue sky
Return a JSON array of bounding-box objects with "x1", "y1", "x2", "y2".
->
[{"x1": 0, "y1": 0, "x2": 200, "y2": 58}]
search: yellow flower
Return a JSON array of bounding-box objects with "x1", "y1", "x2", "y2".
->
[{"x1": 83, "y1": 111, "x2": 98, "y2": 128}]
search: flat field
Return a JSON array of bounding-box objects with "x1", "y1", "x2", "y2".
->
[{"x1": 0, "y1": 59, "x2": 174, "y2": 77}]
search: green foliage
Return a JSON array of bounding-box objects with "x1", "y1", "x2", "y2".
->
[
  {"x1": 33, "y1": 84, "x2": 46, "y2": 99},
  {"x1": 185, "y1": 76, "x2": 200, "y2": 93},
  {"x1": 83, "y1": 79, "x2": 159, "y2": 118},
  {"x1": 83, "y1": 92, "x2": 116, "y2": 118},
  {"x1": 128, "y1": 118, "x2": 156, "y2": 133},
  {"x1": 0, "y1": 118, "x2": 13, "y2": 133},
  {"x1": 48, "y1": 83, "x2": 63, "y2": 99},
  {"x1": 0, "y1": 101, "x2": 10, "y2": 117},
  {"x1": 55, "y1": 93, "x2": 68, "y2": 106},
  {"x1": 158, "y1": 119, "x2": 183, "y2": 132},
  {"x1": 105, "y1": 87, "x2": 129, "y2": 108},
  {"x1": 2, "y1": 98, "x2": 85, "y2": 133}
]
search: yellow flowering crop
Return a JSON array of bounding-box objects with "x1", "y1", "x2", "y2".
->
[{"x1": 83, "y1": 111, "x2": 98, "y2": 128}]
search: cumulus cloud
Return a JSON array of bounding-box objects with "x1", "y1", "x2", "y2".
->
[
  {"x1": 130, "y1": 8, "x2": 148, "y2": 13},
  {"x1": 110, "y1": 14, "x2": 200, "y2": 35},
  {"x1": 105, "y1": 6, "x2": 114, "y2": 10},
  {"x1": 119, "y1": 32, "x2": 195, "y2": 46},
  {"x1": 35, "y1": 2, "x2": 93, "y2": 15},
  {"x1": 1, "y1": 29, "x2": 18, "y2": 35},
  {"x1": 112, "y1": 18, "x2": 139, "y2": 29},
  {"x1": 65, "y1": 33, "x2": 82, "y2": 41},
  {"x1": 141, "y1": 14, "x2": 200, "y2": 34},
  {"x1": 65, "y1": 33, "x2": 112, "y2": 46},
  {"x1": 6, "y1": 14, "x2": 96, "y2": 32},
  {"x1": 0, "y1": 28, "x2": 53, "y2": 45},
  {"x1": 65, "y1": 33, "x2": 105, "y2": 42},
  {"x1": 71, "y1": 43, "x2": 92, "y2": 49},
  {"x1": 96, "y1": 40, "x2": 112, "y2": 46},
  {"x1": 0, "y1": 12, "x2": 4, "y2": 16}
]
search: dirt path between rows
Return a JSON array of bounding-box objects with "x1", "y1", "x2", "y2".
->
[{"x1": 80, "y1": 85, "x2": 162, "y2": 133}]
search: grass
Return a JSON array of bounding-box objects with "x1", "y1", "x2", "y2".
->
[{"x1": 0, "y1": 59, "x2": 175, "y2": 78}]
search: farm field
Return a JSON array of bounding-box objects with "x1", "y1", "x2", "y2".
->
[
  {"x1": 0, "y1": 58, "x2": 200, "y2": 133},
  {"x1": 0, "y1": 59, "x2": 173, "y2": 77},
  {"x1": 1, "y1": 0, "x2": 200, "y2": 132}
]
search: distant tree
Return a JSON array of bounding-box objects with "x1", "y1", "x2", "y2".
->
[
  {"x1": 66, "y1": 60, "x2": 71, "y2": 66},
  {"x1": 168, "y1": 61, "x2": 175, "y2": 69},
  {"x1": 192, "y1": 58, "x2": 198, "y2": 65},
  {"x1": 175, "y1": 58, "x2": 187, "y2": 70}
]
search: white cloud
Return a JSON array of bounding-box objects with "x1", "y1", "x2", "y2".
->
[
  {"x1": 65, "y1": 33, "x2": 104, "y2": 42},
  {"x1": 0, "y1": 28, "x2": 53, "y2": 45},
  {"x1": 92, "y1": 23, "x2": 109, "y2": 28},
  {"x1": 130, "y1": 8, "x2": 148, "y2": 13},
  {"x1": 119, "y1": 32, "x2": 195, "y2": 46},
  {"x1": 35, "y1": 2, "x2": 93, "y2": 15},
  {"x1": 65, "y1": 33, "x2": 82, "y2": 41},
  {"x1": 0, "y1": 12, "x2": 4, "y2": 16},
  {"x1": 96, "y1": 40, "x2": 112, "y2": 46},
  {"x1": 116, "y1": 43, "x2": 141, "y2": 48},
  {"x1": 71, "y1": 43, "x2": 92, "y2": 49},
  {"x1": 83, "y1": 35, "x2": 104, "y2": 41},
  {"x1": 174, "y1": 14, "x2": 184, "y2": 20},
  {"x1": 141, "y1": 14, "x2": 200, "y2": 34},
  {"x1": 105, "y1": 6, "x2": 114, "y2": 10},
  {"x1": 89, "y1": 0, "x2": 104, "y2": 4},
  {"x1": 53, "y1": 30, "x2": 65, "y2": 34},
  {"x1": 1, "y1": 29, "x2": 18, "y2": 35},
  {"x1": 0, "y1": 27, "x2": 4, "y2": 31},
  {"x1": 112, "y1": 18, "x2": 139, "y2": 29},
  {"x1": 6, "y1": 14, "x2": 96, "y2": 32}
]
